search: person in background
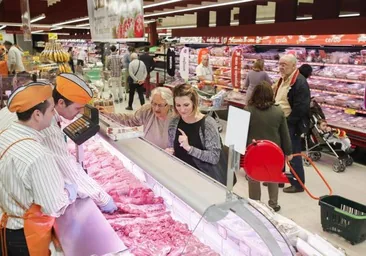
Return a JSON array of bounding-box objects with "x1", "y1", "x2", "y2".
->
[
  {"x1": 166, "y1": 84, "x2": 221, "y2": 174},
  {"x1": 0, "y1": 46, "x2": 8, "y2": 77},
  {"x1": 106, "y1": 45, "x2": 124, "y2": 104},
  {"x1": 317, "y1": 119, "x2": 353, "y2": 153},
  {"x1": 77, "y1": 49, "x2": 88, "y2": 67},
  {"x1": 139, "y1": 46, "x2": 156, "y2": 100},
  {"x1": 126, "y1": 53, "x2": 147, "y2": 111},
  {"x1": 245, "y1": 81, "x2": 292, "y2": 212},
  {"x1": 4, "y1": 41, "x2": 25, "y2": 74},
  {"x1": 0, "y1": 46, "x2": 5, "y2": 61},
  {"x1": 299, "y1": 64, "x2": 313, "y2": 79},
  {"x1": 243, "y1": 59, "x2": 272, "y2": 104},
  {"x1": 273, "y1": 54, "x2": 310, "y2": 193},
  {"x1": 0, "y1": 74, "x2": 117, "y2": 214},
  {"x1": 123, "y1": 46, "x2": 135, "y2": 92},
  {"x1": 0, "y1": 82, "x2": 76, "y2": 255},
  {"x1": 196, "y1": 54, "x2": 215, "y2": 94},
  {"x1": 100, "y1": 87, "x2": 173, "y2": 149},
  {"x1": 68, "y1": 47, "x2": 75, "y2": 73}
]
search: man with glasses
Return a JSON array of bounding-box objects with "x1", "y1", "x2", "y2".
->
[{"x1": 99, "y1": 87, "x2": 173, "y2": 149}]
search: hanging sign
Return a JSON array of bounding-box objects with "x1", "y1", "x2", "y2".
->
[
  {"x1": 197, "y1": 48, "x2": 209, "y2": 64},
  {"x1": 20, "y1": 0, "x2": 32, "y2": 41},
  {"x1": 179, "y1": 47, "x2": 189, "y2": 80},
  {"x1": 48, "y1": 33, "x2": 58, "y2": 40},
  {"x1": 87, "y1": 0, "x2": 145, "y2": 42},
  {"x1": 202, "y1": 37, "x2": 228, "y2": 44},
  {"x1": 167, "y1": 48, "x2": 176, "y2": 77},
  {"x1": 231, "y1": 49, "x2": 242, "y2": 89}
]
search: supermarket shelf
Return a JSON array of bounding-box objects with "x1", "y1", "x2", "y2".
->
[
  {"x1": 310, "y1": 89, "x2": 364, "y2": 99},
  {"x1": 312, "y1": 75, "x2": 366, "y2": 84},
  {"x1": 319, "y1": 103, "x2": 366, "y2": 115}
]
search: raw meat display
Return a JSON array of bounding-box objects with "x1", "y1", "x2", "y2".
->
[{"x1": 68, "y1": 138, "x2": 220, "y2": 256}]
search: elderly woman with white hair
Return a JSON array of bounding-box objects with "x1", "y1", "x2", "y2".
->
[
  {"x1": 101, "y1": 87, "x2": 173, "y2": 149},
  {"x1": 126, "y1": 52, "x2": 147, "y2": 110}
]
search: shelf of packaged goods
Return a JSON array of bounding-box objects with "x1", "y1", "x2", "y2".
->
[
  {"x1": 310, "y1": 89, "x2": 364, "y2": 99},
  {"x1": 319, "y1": 103, "x2": 366, "y2": 115},
  {"x1": 311, "y1": 76, "x2": 366, "y2": 84}
]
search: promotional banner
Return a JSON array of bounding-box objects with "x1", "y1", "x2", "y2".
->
[
  {"x1": 87, "y1": 0, "x2": 145, "y2": 42},
  {"x1": 179, "y1": 47, "x2": 190, "y2": 80},
  {"x1": 167, "y1": 48, "x2": 176, "y2": 77},
  {"x1": 231, "y1": 49, "x2": 242, "y2": 89},
  {"x1": 20, "y1": 0, "x2": 31, "y2": 41}
]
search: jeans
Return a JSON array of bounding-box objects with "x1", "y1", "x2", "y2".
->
[
  {"x1": 0, "y1": 229, "x2": 29, "y2": 256},
  {"x1": 288, "y1": 123, "x2": 305, "y2": 188},
  {"x1": 128, "y1": 83, "x2": 145, "y2": 107}
]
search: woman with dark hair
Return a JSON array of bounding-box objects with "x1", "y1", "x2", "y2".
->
[
  {"x1": 299, "y1": 64, "x2": 312, "y2": 79},
  {"x1": 245, "y1": 81, "x2": 292, "y2": 212}
]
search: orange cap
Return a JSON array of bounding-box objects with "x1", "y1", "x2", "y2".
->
[
  {"x1": 56, "y1": 73, "x2": 93, "y2": 104},
  {"x1": 8, "y1": 82, "x2": 53, "y2": 113}
]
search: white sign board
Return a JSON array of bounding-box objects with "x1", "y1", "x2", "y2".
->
[
  {"x1": 179, "y1": 47, "x2": 189, "y2": 80},
  {"x1": 224, "y1": 106, "x2": 251, "y2": 155},
  {"x1": 87, "y1": 0, "x2": 145, "y2": 42}
]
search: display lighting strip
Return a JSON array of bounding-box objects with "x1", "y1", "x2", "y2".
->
[
  {"x1": 50, "y1": 27, "x2": 63, "y2": 31},
  {"x1": 296, "y1": 16, "x2": 312, "y2": 20},
  {"x1": 53, "y1": 17, "x2": 89, "y2": 27},
  {"x1": 144, "y1": 0, "x2": 254, "y2": 18},
  {"x1": 30, "y1": 14, "x2": 46, "y2": 23},
  {"x1": 158, "y1": 25, "x2": 196, "y2": 29},
  {"x1": 256, "y1": 19, "x2": 275, "y2": 24},
  {"x1": 144, "y1": 0, "x2": 182, "y2": 9},
  {"x1": 31, "y1": 30, "x2": 44, "y2": 34},
  {"x1": 339, "y1": 13, "x2": 360, "y2": 18},
  {"x1": 76, "y1": 23, "x2": 90, "y2": 27},
  {"x1": 0, "y1": 25, "x2": 6, "y2": 30}
]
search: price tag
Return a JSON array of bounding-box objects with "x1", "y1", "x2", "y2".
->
[
  {"x1": 345, "y1": 108, "x2": 357, "y2": 115},
  {"x1": 48, "y1": 33, "x2": 58, "y2": 40}
]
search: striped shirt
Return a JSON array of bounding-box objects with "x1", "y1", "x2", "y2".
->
[
  {"x1": 0, "y1": 108, "x2": 111, "y2": 207},
  {"x1": 0, "y1": 122, "x2": 70, "y2": 229},
  {"x1": 106, "y1": 53, "x2": 124, "y2": 77}
]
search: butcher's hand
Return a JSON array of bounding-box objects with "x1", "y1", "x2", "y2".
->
[
  {"x1": 178, "y1": 129, "x2": 191, "y2": 151},
  {"x1": 165, "y1": 148, "x2": 174, "y2": 155},
  {"x1": 100, "y1": 197, "x2": 117, "y2": 214},
  {"x1": 64, "y1": 183, "x2": 78, "y2": 202}
]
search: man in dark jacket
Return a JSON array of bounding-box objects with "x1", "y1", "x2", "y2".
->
[
  {"x1": 274, "y1": 54, "x2": 310, "y2": 193},
  {"x1": 139, "y1": 46, "x2": 155, "y2": 99}
]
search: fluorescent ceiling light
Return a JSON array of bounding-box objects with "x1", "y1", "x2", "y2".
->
[
  {"x1": 296, "y1": 16, "x2": 312, "y2": 20},
  {"x1": 256, "y1": 19, "x2": 275, "y2": 24},
  {"x1": 31, "y1": 14, "x2": 46, "y2": 23},
  {"x1": 53, "y1": 17, "x2": 89, "y2": 27},
  {"x1": 144, "y1": 19, "x2": 156, "y2": 24},
  {"x1": 339, "y1": 13, "x2": 360, "y2": 18},
  {"x1": 158, "y1": 25, "x2": 196, "y2": 30},
  {"x1": 144, "y1": 0, "x2": 182, "y2": 9},
  {"x1": 0, "y1": 25, "x2": 6, "y2": 30},
  {"x1": 50, "y1": 27, "x2": 63, "y2": 31},
  {"x1": 144, "y1": 0, "x2": 254, "y2": 18},
  {"x1": 76, "y1": 23, "x2": 90, "y2": 27},
  {"x1": 63, "y1": 26, "x2": 90, "y2": 29},
  {"x1": 31, "y1": 30, "x2": 44, "y2": 34}
]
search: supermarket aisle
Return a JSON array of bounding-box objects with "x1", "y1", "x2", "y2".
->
[{"x1": 113, "y1": 98, "x2": 366, "y2": 255}]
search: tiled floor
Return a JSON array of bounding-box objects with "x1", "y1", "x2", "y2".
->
[{"x1": 114, "y1": 95, "x2": 366, "y2": 256}]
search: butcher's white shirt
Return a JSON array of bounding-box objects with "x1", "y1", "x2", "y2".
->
[
  {"x1": 0, "y1": 122, "x2": 70, "y2": 229},
  {"x1": 196, "y1": 63, "x2": 213, "y2": 81},
  {"x1": 0, "y1": 108, "x2": 110, "y2": 206},
  {"x1": 7, "y1": 46, "x2": 25, "y2": 72}
]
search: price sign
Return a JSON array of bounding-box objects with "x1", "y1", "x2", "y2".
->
[
  {"x1": 0, "y1": 34, "x2": 3, "y2": 41},
  {"x1": 344, "y1": 108, "x2": 357, "y2": 115},
  {"x1": 48, "y1": 33, "x2": 58, "y2": 40}
]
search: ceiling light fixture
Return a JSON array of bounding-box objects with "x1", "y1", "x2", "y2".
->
[
  {"x1": 144, "y1": 19, "x2": 156, "y2": 24},
  {"x1": 144, "y1": 0, "x2": 254, "y2": 18},
  {"x1": 0, "y1": 25, "x2": 6, "y2": 30},
  {"x1": 31, "y1": 30, "x2": 44, "y2": 34},
  {"x1": 53, "y1": 17, "x2": 89, "y2": 27},
  {"x1": 339, "y1": 13, "x2": 360, "y2": 18},
  {"x1": 30, "y1": 14, "x2": 46, "y2": 23},
  {"x1": 296, "y1": 16, "x2": 312, "y2": 20},
  {"x1": 144, "y1": 0, "x2": 182, "y2": 9},
  {"x1": 50, "y1": 27, "x2": 63, "y2": 31},
  {"x1": 158, "y1": 25, "x2": 196, "y2": 30},
  {"x1": 76, "y1": 23, "x2": 90, "y2": 27},
  {"x1": 256, "y1": 19, "x2": 275, "y2": 24}
]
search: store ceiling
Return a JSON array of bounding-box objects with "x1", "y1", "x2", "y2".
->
[{"x1": 0, "y1": 0, "x2": 364, "y2": 36}]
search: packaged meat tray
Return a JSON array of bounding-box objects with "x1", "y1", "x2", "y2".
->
[{"x1": 99, "y1": 114, "x2": 144, "y2": 141}]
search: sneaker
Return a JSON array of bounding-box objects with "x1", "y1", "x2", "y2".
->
[
  {"x1": 283, "y1": 186, "x2": 304, "y2": 193},
  {"x1": 125, "y1": 106, "x2": 133, "y2": 111},
  {"x1": 271, "y1": 205, "x2": 281, "y2": 212}
]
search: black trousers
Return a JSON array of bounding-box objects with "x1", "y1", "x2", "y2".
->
[
  {"x1": 0, "y1": 229, "x2": 29, "y2": 256},
  {"x1": 128, "y1": 83, "x2": 145, "y2": 107}
]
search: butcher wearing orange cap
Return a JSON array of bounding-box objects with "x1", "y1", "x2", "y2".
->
[{"x1": 0, "y1": 82, "x2": 74, "y2": 256}]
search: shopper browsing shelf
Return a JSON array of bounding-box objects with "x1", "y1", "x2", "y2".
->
[
  {"x1": 273, "y1": 54, "x2": 311, "y2": 193},
  {"x1": 100, "y1": 87, "x2": 173, "y2": 149},
  {"x1": 106, "y1": 45, "x2": 124, "y2": 104},
  {"x1": 166, "y1": 84, "x2": 228, "y2": 184},
  {"x1": 0, "y1": 82, "x2": 76, "y2": 256},
  {"x1": 126, "y1": 53, "x2": 147, "y2": 111},
  {"x1": 0, "y1": 74, "x2": 117, "y2": 214},
  {"x1": 243, "y1": 59, "x2": 272, "y2": 104},
  {"x1": 245, "y1": 81, "x2": 293, "y2": 212},
  {"x1": 4, "y1": 41, "x2": 25, "y2": 74}
]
